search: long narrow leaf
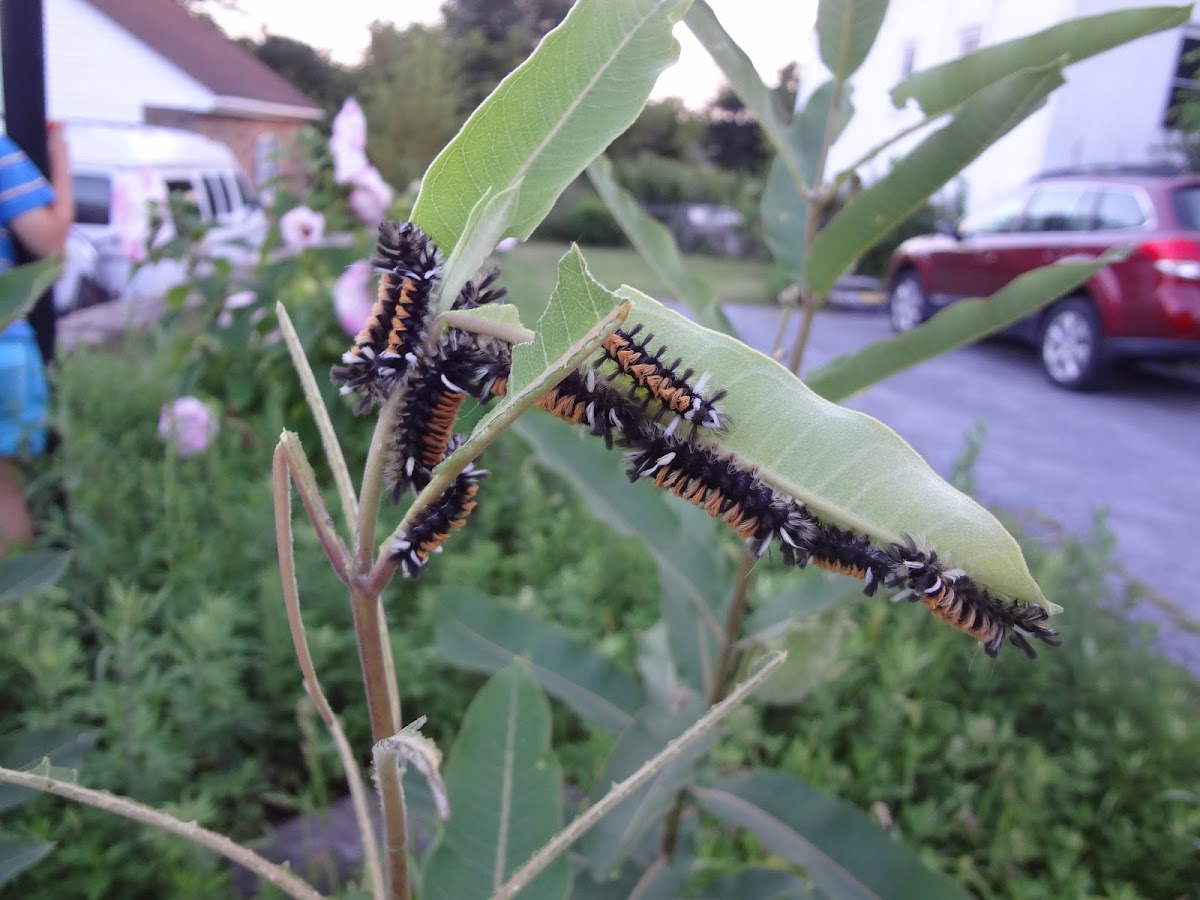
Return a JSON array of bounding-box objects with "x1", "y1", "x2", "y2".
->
[
  {"x1": 805, "y1": 63, "x2": 1064, "y2": 297},
  {"x1": 0, "y1": 550, "x2": 69, "y2": 605},
  {"x1": 0, "y1": 839, "x2": 54, "y2": 887},
  {"x1": 815, "y1": 0, "x2": 890, "y2": 81},
  {"x1": 433, "y1": 588, "x2": 644, "y2": 735},
  {"x1": 611, "y1": 287, "x2": 1052, "y2": 608},
  {"x1": 684, "y1": 1, "x2": 808, "y2": 190},
  {"x1": 0, "y1": 727, "x2": 95, "y2": 813},
  {"x1": 806, "y1": 252, "x2": 1125, "y2": 401},
  {"x1": 762, "y1": 81, "x2": 853, "y2": 280},
  {"x1": 412, "y1": 0, "x2": 690, "y2": 249},
  {"x1": 0, "y1": 259, "x2": 59, "y2": 332},
  {"x1": 514, "y1": 414, "x2": 728, "y2": 694},
  {"x1": 587, "y1": 154, "x2": 733, "y2": 334},
  {"x1": 694, "y1": 771, "x2": 969, "y2": 899},
  {"x1": 891, "y1": 5, "x2": 1191, "y2": 115},
  {"x1": 422, "y1": 667, "x2": 569, "y2": 900},
  {"x1": 581, "y1": 702, "x2": 713, "y2": 878}
]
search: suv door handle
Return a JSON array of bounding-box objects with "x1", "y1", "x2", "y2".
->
[{"x1": 981, "y1": 251, "x2": 999, "y2": 263}]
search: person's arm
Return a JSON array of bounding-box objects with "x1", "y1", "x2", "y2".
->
[{"x1": 8, "y1": 124, "x2": 74, "y2": 259}]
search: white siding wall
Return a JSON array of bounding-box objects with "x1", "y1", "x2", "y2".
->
[
  {"x1": 41, "y1": 0, "x2": 214, "y2": 123},
  {"x1": 1039, "y1": 0, "x2": 1200, "y2": 172},
  {"x1": 804, "y1": 0, "x2": 1193, "y2": 214}
]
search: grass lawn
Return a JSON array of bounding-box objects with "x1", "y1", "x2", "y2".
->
[{"x1": 497, "y1": 241, "x2": 777, "y2": 315}]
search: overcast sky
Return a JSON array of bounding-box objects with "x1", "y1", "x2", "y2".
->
[{"x1": 206, "y1": 0, "x2": 816, "y2": 109}]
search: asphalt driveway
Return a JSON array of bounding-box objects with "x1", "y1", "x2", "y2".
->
[{"x1": 725, "y1": 304, "x2": 1200, "y2": 669}]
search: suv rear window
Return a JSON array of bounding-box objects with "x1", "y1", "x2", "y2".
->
[
  {"x1": 1095, "y1": 191, "x2": 1148, "y2": 230},
  {"x1": 1172, "y1": 186, "x2": 1200, "y2": 230},
  {"x1": 73, "y1": 174, "x2": 112, "y2": 225}
]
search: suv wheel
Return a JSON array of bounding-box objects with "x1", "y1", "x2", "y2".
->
[
  {"x1": 1040, "y1": 297, "x2": 1106, "y2": 390},
  {"x1": 888, "y1": 273, "x2": 931, "y2": 333}
]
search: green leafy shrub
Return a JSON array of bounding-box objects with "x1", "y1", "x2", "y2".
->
[{"x1": 535, "y1": 186, "x2": 628, "y2": 247}]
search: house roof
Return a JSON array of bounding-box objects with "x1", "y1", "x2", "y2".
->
[{"x1": 86, "y1": 0, "x2": 324, "y2": 120}]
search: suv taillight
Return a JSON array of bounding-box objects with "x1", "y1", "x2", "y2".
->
[{"x1": 1140, "y1": 238, "x2": 1200, "y2": 281}]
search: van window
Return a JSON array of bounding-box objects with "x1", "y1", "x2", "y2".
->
[
  {"x1": 201, "y1": 175, "x2": 226, "y2": 218},
  {"x1": 166, "y1": 178, "x2": 206, "y2": 227},
  {"x1": 236, "y1": 173, "x2": 258, "y2": 209},
  {"x1": 73, "y1": 174, "x2": 112, "y2": 225}
]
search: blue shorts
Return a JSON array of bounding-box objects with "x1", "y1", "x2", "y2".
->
[{"x1": 0, "y1": 320, "x2": 48, "y2": 457}]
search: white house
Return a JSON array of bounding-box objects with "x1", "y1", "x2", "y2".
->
[
  {"x1": 808, "y1": 0, "x2": 1200, "y2": 214},
  {"x1": 1, "y1": 0, "x2": 323, "y2": 187}
]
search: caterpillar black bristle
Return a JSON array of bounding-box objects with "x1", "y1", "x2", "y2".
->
[{"x1": 453, "y1": 268, "x2": 508, "y2": 310}]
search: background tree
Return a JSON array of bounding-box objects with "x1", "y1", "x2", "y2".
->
[
  {"x1": 701, "y1": 85, "x2": 770, "y2": 174},
  {"x1": 440, "y1": 0, "x2": 572, "y2": 108},
  {"x1": 608, "y1": 98, "x2": 704, "y2": 161},
  {"x1": 355, "y1": 22, "x2": 467, "y2": 189},
  {"x1": 237, "y1": 34, "x2": 352, "y2": 116}
]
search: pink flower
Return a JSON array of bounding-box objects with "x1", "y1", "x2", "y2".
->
[
  {"x1": 111, "y1": 169, "x2": 168, "y2": 262},
  {"x1": 158, "y1": 396, "x2": 219, "y2": 458},
  {"x1": 330, "y1": 97, "x2": 369, "y2": 184},
  {"x1": 216, "y1": 290, "x2": 260, "y2": 328},
  {"x1": 347, "y1": 165, "x2": 393, "y2": 226},
  {"x1": 279, "y1": 206, "x2": 325, "y2": 251},
  {"x1": 333, "y1": 261, "x2": 375, "y2": 336}
]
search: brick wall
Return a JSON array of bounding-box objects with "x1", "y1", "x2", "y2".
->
[{"x1": 143, "y1": 107, "x2": 312, "y2": 193}]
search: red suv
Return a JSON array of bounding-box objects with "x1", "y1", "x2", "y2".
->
[{"x1": 885, "y1": 169, "x2": 1200, "y2": 389}]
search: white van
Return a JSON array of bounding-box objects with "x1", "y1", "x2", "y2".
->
[{"x1": 57, "y1": 121, "x2": 268, "y2": 311}]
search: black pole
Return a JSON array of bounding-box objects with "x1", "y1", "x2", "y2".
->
[{"x1": 1, "y1": 0, "x2": 57, "y2": 365}]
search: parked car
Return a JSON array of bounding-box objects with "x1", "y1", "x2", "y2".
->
[
  {"x1": 55, "y1": 121, "x2": 267, "y2": 312},
  {"x1": 884, "y1": 168, "x2": 1200, "y2": 389}
]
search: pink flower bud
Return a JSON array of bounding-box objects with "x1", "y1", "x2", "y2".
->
[
  {"x1": 330, "y1": 98, "x2": 370, "y2": 185},
  {"x1": 333, "y1": 261, "x2": 375, "y2": 336},
  {"x1": 158, "y1": 396, "x2": 219, "y2": 458},
  {"x1": 347, "y1": 166, "x2": 393, "y2": 226}
]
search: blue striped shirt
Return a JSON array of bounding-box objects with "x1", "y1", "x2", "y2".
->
[
  {"x1": 0, "y1": 134, "x2": 56, "y2": 272},
  {"x1": 0, "y1": 134, "x2": 54, "y2": 456}
]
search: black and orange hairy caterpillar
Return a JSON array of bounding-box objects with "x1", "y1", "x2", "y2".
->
[
  {"x1": 534, "y1": 364, "x2": 648, "y2": 448},
  {"x1": 388, "y1": 439, "x2": 487, "y2": 579},
  {"x1": 621, "y1": 419, "x2": 816, "y2": 559},
  {"x1": 385, "y1": 330, "x2": 483, "y2": 501},
  {"x1": 600, "y1": 325, "x2": 730, "y2": 434},
  {"x1": 330, "y1": 221, "x2": 443, "y2": 413}
]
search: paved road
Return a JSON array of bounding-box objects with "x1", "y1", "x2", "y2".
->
[{"x1": 725, "y1": 304, "x2": 1200, "y2": 669}]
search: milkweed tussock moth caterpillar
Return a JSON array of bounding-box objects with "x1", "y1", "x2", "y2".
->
[
  {"x1": 622, "y1": 419, "x2": 817, "y2": 559},
  {"x1": 385, "y1": 331, "x2": 482, "y2": 501},
  {"x1": 880, "y1": 537, "x2": 1061, "y2": 659},
  {"x1": 389, "y1": 437, "x2": 487, "y2": 579},
  {"x1": 599, "y1": 325, "x2": 731, "y2": 435},
  {"x1": 535, "y1": 365, "x2": 649, "y2": 448},
  {"x1": 618, "y1": 420, "x2": 1058, "y2": 659},
  {"x1": 331, "y1": 222, "x2": 443, "y2": 413}
]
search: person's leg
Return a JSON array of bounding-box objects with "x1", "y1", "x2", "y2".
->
[{"x1": 0, "y1": 458, "x2": 35, "y2": 558}]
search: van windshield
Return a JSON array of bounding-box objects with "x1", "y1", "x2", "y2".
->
[{"x1": 73, "y1": 174, "x2": 112, "y2": 225}]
